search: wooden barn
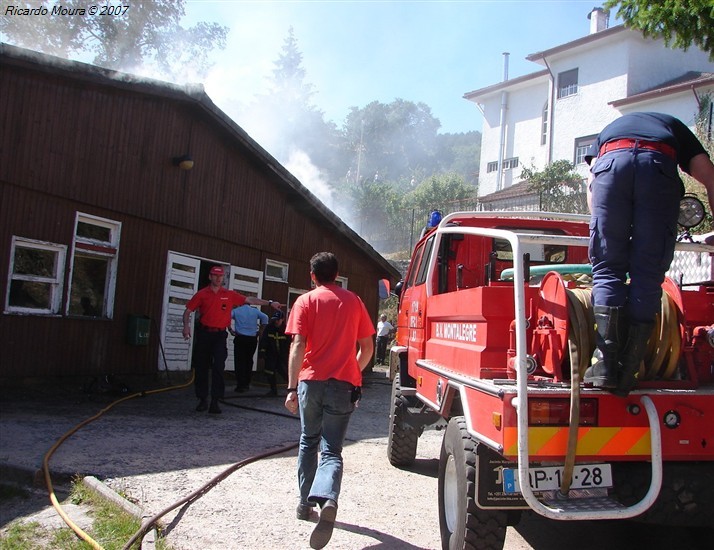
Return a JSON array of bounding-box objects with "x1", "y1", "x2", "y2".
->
[{"x1": 0, "y1": 44, "x2": 400, "y2": 382}]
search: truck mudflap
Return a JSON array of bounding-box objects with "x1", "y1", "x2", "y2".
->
[{"x1": 476, "y1": 443, "x2": 714, "y2": 527}]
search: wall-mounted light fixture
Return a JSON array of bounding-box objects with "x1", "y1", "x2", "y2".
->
[{"x1": 172, "y1": 154, "x2": 194, "y2": 170}]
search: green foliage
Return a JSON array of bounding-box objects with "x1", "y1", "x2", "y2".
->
[
  {"x1": 0, "y1": 1, "x2": 228, "y2": 78},
  {"x1": 435, "y1": 132, "x2": 482, "y2": 185},
  {"x1": 682, "y1": 94, "x2": 714, "y2": 233},
  {"x1": 341, "y1": 99, "x2": 441, "y2": 183},
  {"x1": 605, "y1": 0, "x2": 714, "y2": 59},
  {"x1": 346, "y1": 178, "x2": 402, "y2": 235},
  {"x1": 0, "y1": 521, "x2": 46, "y2": 550},
  {"x1": 244, "y1": 27, "x2": 340, "y2": 172},
  {"x1": 406, "y1": 173, "x2": 475, "y2": 211},
  {"x1": 521, "y1": 160, "x2": 588, "y2": 214}
]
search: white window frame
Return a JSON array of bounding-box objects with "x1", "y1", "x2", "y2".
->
[
  {"x1": 67, "y1": 212, "x2": 121, "y2": 318},
  {"x1": 5, "y1": 237, "x2": 67, "y2": 315},
  {"x1": 335, "y1": 276, "x2": 348, "y2": 289},
  {"x1": 574, "y1": 135, "x2": 598, "y2": 165},
  {"x1": 503, "y1": 157, "x2": 519, "y2": 170},
  {"x1": 265, "y1": 259, "x2": 289, "y2": 283},
  {"x1": 541, "y1": 102, "x2": 549, "y2": 146},
  {"x1": 557, "y1": 68, "x2": 579, "y2": 99},
  {"x1": 487, "y1": 158, "x2": 518, "y2": 172}
]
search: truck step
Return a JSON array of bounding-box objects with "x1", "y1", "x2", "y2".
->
[{"x1": 541, "y1": 494, "x2": 625, "y2": 513}]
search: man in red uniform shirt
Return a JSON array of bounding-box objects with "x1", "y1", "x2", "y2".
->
[
  {"x1": 183, "y1": 266, "x2": 281, "y2": 413},
  {"x1": 284, "y1": 252, "x2": 374, "y2": 549}
]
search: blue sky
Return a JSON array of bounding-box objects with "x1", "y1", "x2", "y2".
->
[{"x1": 185, "y1": 1, "x2": 617, "y2": 134}]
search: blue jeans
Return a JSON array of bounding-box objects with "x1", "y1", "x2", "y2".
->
[
  {"x1": 297, "y1": 379, "x2": 356, "y2": 506},
  {"x1": 589, "y1": 148, "x2": 681, "y2": 323}
]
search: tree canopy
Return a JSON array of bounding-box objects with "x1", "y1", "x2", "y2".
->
[
  {"x1": 522, "y1": 160, "x2": 588, "y2": 214},
  {"x1": 0, "y1": 0, "x2": 228, "y2": 78},
  {"x1": 604, "y1": 0, "x2": 714, "y2": 59}
]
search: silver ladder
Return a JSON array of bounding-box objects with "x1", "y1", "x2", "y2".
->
[{"x1": 437, "y1": 211, "x2": 669, "y2": 520}]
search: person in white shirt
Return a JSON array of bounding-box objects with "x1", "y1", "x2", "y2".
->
[{"x1": 375, "y1": 314, "x2": 394, "y2": 365}]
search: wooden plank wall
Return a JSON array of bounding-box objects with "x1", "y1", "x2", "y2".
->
[{"x1": 0, "y1": 59, "x2": 389, "y2": 380}]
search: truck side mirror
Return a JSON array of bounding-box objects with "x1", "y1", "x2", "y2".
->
[{"x1": 393, "y1": 280, "x2": 404, "y2": 297}]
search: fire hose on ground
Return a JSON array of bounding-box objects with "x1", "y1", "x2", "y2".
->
[{"x1": 42, "y1": 373, "x2": 301, "y2": 550}]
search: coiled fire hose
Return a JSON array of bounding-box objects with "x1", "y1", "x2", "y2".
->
[{"x1": 558, "y1": 286, "x2": 682, "y2": 495}]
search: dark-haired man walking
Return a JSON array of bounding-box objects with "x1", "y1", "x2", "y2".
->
[{"x1": 284, "y1": 252, "x2": 374, "y2": 549}]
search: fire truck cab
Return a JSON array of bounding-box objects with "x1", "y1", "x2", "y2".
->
[{"x1": 387, "y1": 211, "x2": 714, "y2": 550}]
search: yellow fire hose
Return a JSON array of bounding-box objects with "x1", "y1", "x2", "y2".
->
[
  {"x1": 42, "y1": 373, "x2": 195, "y2": 549},
  {"x1": 42, "y1": 370, "x2": 303, "y2": 550},
  {"x1": 558, "y1": 287, "x2": 681, "y2": 495}
]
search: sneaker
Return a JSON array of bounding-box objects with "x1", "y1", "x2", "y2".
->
[
  {"x1": 195, "y1": 399, "x2": 208, "y2": 412},
  {"x1": 296, "y1": 503, "x2": 314, "y2": 521},
  {"x1": 310, "y1": 499, "x2": 337, "y2": 549},
  {"x1": 208, "y1": 399, "x2": 221, "y2": 414}
]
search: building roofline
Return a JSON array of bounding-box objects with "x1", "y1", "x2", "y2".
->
[
  {"x1": 610, "y1": 71, "x2": 714, "y2": 107},
  {"x1": 478, "y1": 181, "x2": 535, "y2": 203},
  {"x1": 0, "y1": 43, "x2": 400, "y2": 280},
  {"x1": 525, "y1": 24, "x2": 627, "y2": 62},
  {"x1": 463, "y1": 69, "x2": 550, "y2": 101}
]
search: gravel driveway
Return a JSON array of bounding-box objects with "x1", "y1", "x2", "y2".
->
[
  {"x1": 3, "y1": 370, "x2": 709, "y2": 550},
  {"x1": 1, "y1": 368, "x2": 445, "y2": 549}
]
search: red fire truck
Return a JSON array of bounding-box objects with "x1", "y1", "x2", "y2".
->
[{"x1": 387, "y1": 209, "x2": 714, "y2": 550}]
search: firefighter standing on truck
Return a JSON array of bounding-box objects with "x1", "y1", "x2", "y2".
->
[{"x1": 583, "y1": 112, "x2": 714, "y2": 396}]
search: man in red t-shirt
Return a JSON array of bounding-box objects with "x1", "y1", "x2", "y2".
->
[
  {"x1": 284, "y1": 252, "x2": 374, "y2": 549},
  {"x1": 183, "y1": 265, "x2": 281, "y2": 414}
]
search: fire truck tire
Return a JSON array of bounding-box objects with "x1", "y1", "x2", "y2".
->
[
  {"x1": 387, "y1": 373, "x2": 420, "y2": 467},
  {"x1": 438, "y1": 417, "x2": 507, "y2": 550}
]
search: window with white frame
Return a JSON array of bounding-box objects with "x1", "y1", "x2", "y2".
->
[
  {"x1": 67, "y1": 213, "x2": 121, "y2": 318},
  {"x1": 557, "y1": 68, "x2": 578, "y2": 99},
  {"x1": 265, "y1": 259, "x2": 289, "y2": 283},
  {"x1": 574, "y1": 135, "x2": 598, "y2": 165},
  {"x1": 335, "y1": 276, "x2": 348, "y2": 289},
  {"x1": 6, "y1": 237, "x2": 66, "y2": 314},
  {"x1": 503, "y1": 157, "x2": 519, "y2": 170},
  {"x1": 487, "y1": 158, "x2": 519, "y2": 173},
  {"x1": 541, "y1": 102, "x2": 549, "y2": 145}
]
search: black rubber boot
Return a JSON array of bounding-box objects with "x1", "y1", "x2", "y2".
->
[
  {"x1": 583, "y1": 306, "x2": 624, "y2": 388},
  {"x1": 612, "y1": 322, "x2": 654, "y2": 397}
]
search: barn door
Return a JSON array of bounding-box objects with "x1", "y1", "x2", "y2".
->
[
  {"x1": 160, "y1": 253, "x2": 201, "y2": 371},
  {"x1": 225, "y1": 265, "x2": 264, "y2": 372}
]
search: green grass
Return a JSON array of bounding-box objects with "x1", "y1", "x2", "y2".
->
[{"x1": 0, "y1": 479, "x2": 170, "y2": 550}]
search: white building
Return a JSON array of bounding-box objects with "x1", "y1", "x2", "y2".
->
[{"x1": 466, "y1": 7, "x2": 714, "y2": 205}]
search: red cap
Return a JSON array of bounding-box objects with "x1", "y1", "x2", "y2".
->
[{"x1": 209, "y1": 266, "x2": 224, "y2": 276}]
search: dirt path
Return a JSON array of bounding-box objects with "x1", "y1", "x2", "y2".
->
[{"x1": 1, "y1": 370, "x2": 444, "y2": 549}]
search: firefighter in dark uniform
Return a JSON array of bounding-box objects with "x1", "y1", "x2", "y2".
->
[
  {"x1": 583, "y1": 112, "x2": 714, "y2": 396},
  {"x1": 259, "y1": 310, "x2": 291, "y2": 396},
  {"x1": 183, "y1": 265, "x2": 281, "y2": 413}
]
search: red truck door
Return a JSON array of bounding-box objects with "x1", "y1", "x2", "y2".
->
[{"x1": 399, "y1": 234, "x2": 436, "y2": 378}]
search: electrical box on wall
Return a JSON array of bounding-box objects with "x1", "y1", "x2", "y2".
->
[{"x1": 127, "y1": 314, "x2": 150, "y2": 346}]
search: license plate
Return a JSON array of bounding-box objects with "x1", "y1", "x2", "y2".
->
[{"x1": 502, "y1": 464, "x2": 613, "y2": 493}]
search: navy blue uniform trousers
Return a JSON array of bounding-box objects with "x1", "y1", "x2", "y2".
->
[
  {"x1": 193, "y1": 327, "x2": 228, "y2": 400},
  {"x1": 589, "y1": 148, "x2": 681, "y2": 323}
]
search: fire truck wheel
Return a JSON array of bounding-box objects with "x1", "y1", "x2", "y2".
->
[
  {"x1": 387, "y1": 373, "x2": 420, "y2": 467},
  {"x1": 438, "y1": 417, "x2": 507, "y2": 550}
]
